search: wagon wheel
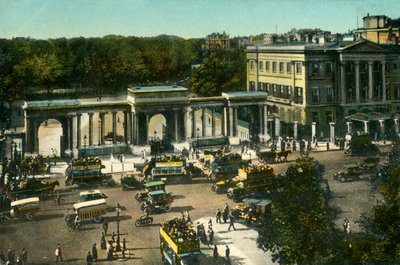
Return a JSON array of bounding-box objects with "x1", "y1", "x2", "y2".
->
[
  {"x1": 122, "y1": 185, "x2": 128, "y2": 191},
  {"x1": 135, "y1": 193, "x2": 141, "y2": 200},
  {"x1": 0, "y1": 215, "x2": 10, "y2": 225},
  {"x1": 227, "y1": 192, "x2": 233, "y2": 199},
  {"x1": 26, "y1": 213, "x2": 34, "y2": 221},
  {"x1": 135, "y1": 220, "x2": 141, "y2": 227},
  {"x1": 93, "y1": 215, "x2": 102, "y2": 223},
  {"x1": 146, "y1": 217, "x2": 153, "y2": 225},
  {"x1": 144, "y1": 207, "x2": 151, "y2": 215},
  {"x1": 164, "y1": 205, "x2": 171, "y2": 213},
  {"x1": 211, "y1": 184, "x2": 217, "y2": 192}
]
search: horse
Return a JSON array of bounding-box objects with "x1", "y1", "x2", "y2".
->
[
  {"x1": 36, "y1": 180, "x2": 60, "y2": 197},
  {"x1": 276, "y1": 150, "x2": 292, "y2": 162}
]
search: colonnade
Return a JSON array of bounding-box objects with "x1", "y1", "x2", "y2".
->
[{"x1": 340, "y1": 60, "x2": 386, "y2": 103}]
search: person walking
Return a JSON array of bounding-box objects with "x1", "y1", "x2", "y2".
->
[
  {"x1": 55, "y1": 244, "x2": 63, "y2": 262},
  {"x1": 225, "y1": 245, "x2": 230, "y2": 263},
  {"x1": 7, "y1": 249, "x2": 15, "y2": 265},
  {"x1": 102, "y1": 221, "x2": 108, "y2": 236},
  {"x1": 91, "y1": 243, "x2": 98, "y2": 262},
  {"x1": 20, "y1": 248, "x2": 27, "y2": 265},
  {"x1": 208, "y1": 229, "x2": 214, "y2": 246},
  {"x1": 215, "y1": 209, "x2": 222, "y2": 224},
  {"x1": 86, "y1": 251, "x2": 93, "y2": 265},
  {"x1": 213, "y1": 245, "x2": 218, "y2": 262},
  {"x1": 227, "y1": 215, "x2": 236, "y2": 231},
  {"x1": 100, "y1": 232, "x2": 106, "y2": 250},
  {"x1": 106, "y1": 241, "x2": 113, "y2": 261}
]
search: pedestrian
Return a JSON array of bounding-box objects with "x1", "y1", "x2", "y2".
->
[
  {"x1": 208, "y1": 218, "x2": 213, "y2": 231},
  {"x1": 92, "y1": 243, "x2": 98, "y2": 262},
  {"x1": 326, "y1": 140, "x2": 330, "y2": 151},
  {"x1": 20, "y1": 248, "x2": 27, "y2": 265},
  {"x1": 15, "y1": 256, "x2": 21, "y2": 265},
  {"x1": 102, "y1": 221, "x2": 108, "y2": 235},
  {"x1": 186, "y1": 210, "x2": 192, "y2": 224},
  {"x1": 0, "y1": 251, "x2": 5, "y2": 264},
  {"x1": 292, "y1": 140, "x2": 297, "y2": 152},
  {"x1": 215, "y1": 209, "x2": 222, "y2": 224},
  {"x1": 106, "y1": 241, "x2": 113, "y2": 260},
  {"x1": 55, "y1": 244, "x2": 63, "y2": 262},
  {"x1": 247, "y1": 208, "x2": 254, "y2": 225},
  {"x1": 227, "y1": 215, "x2": 236, "y2": 231},
  {"x1": 7, "y1": 249, "x2": 15, "y2": 265},
  {"x1": 225, "y1": 245, "x2": 230, "y2": 262},
  {"x1": 112, "y1": 232, "x2": 116, "y2": 243},
  {"x1": 213, "y1": 245, "x2": 218, "y2": 262},
  {"x1": 86, "y1": 251, "x2": 93, "y2": 265},
  {"x1": 100, "y1": 232, "x2": 106, "y2": 250},
  {"x1": 208, "y1": 229, "x2": 214, "y2": 246}
]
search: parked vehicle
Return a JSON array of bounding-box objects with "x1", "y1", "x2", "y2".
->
[
  {"x1": 0, "y1": 197, "x2": 40, "y2": 224},
  {"x1": 135, "y1": 180, "x2": 166, "y2": 202},
  {"x1": 231, "y1": 197, "x2": 272, "y2": 225},
  {"x1": 121, "y1": 173, "x2": 143, "y2": 191},
  {"x1": 141, "y1": 190, "x2": 173, "y2": 214}
]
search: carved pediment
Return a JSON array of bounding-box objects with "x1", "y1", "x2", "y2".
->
[{"x1": 341, "y1": 40, "x2": 385, "y2": 53}]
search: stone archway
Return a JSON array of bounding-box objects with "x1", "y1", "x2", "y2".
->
[
  {"x1": 148, "y1": 114, "x2": 167, "y2": 141},
  {"x1": 37, "y1": 118, "x2": 63, "y2": 156}
]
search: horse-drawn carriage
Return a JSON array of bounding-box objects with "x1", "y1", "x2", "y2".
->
[
  {"x1": 0, "y1": 197, "x2": 40, "y2": 224},
  {"x1": 257, "y1": 150, "x2": 292, "y2": 163}
]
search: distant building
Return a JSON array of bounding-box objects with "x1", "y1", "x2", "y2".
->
[
  {"x1": 203, "y1": 32, "x2": 230, "y2": 50},
  {"x1": 355, "y1": 14, "x2": 400, "y2": 45},
  {"x1": 246, "y1": 39, "x2": 400, "y2": 139}
]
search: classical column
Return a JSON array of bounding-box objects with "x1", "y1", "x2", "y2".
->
[
  {"x1": 346, "y1": 121, "x2": 352, "y2": 134},
  {"x1": 130, "y1": 112, "x2": 135, "y2": 145},
  {"x1": 33, "y1": 119, "x2": 38, "y2": 153},
  {"x1": 340, "y1": 62, "x2": 346, "y2": 104},
  {"x1": 202, "y1": 108, "x2": 207, "y2": 137},
  {"x1": 264, "y1": 105, "x2": 268, "y2": 138},
  {"x1": 395, "y1": 119, "x2": 399, "y2": 134},
  {"x1": 211, "y1": 108, "x2": 216, "y2": 137},
  {"x1": 381, "y1": 61, "x2": 386, "y2": 101},
  {"x1": 226, "y1": 107, "x2": 231, "y2": 137},
  {"x1": 233, "y1": 107, "x2": 238, "y2": 137},
  {"x1": 221, "y1": 107, "x2": 226, "y2": 136},
  {"x1": 100, "y1": 113, "x2": 105, "y2": 145},
  {"x1": 259, "y1": 105, "x2": 263, "y2": 135},
  {"x1": 293, "y1": 121, "x2": 298, "y2": 140},
  {"x1": 68, "y1": 116, "x2": 74, "y2": 150},
  {"x1": 25, "y1": 117, "x2": 31, "y2": 153},
  {"x1": 123, "y1": 111, "x2": 128, "y2": 144},
  {"x1": 311, "y1": 122, "x2": 317, "y2": 139},
  {"x1": 134, "y1": 112, "x2": 139, "y2": 145},
  {"x1": 145, "y1": 114, "x2": 149, "y2": 144},
  {"x1": 88, "y1": 113, "x2": 93, "y2": 146},
  {"x1": 379, "y1": 120, "x2": 385, "y2": 136},
  {"x1": 191, "y1": 108, "x2": 196, "y2": 138},
  {"x1": 76, "y1": 114, "x2": 81, "y2": 149},
  {"x1": 112, "y1": 112, "x2": 117, "y2": 144},
  {"x1": 229, "y1": 107, "x2": 233, "y2": 137},
  {"x1": 183, "y1": 109, "x2": 188, "y2": 141},
  {"x1": 364, "y1": 121, "x2": 369, "y2": 134},
  {"x1": 368, "y1": 61, "x2": 374, "y2": 100},
  {"x1": 174, "y1": 110, "x2": 179, "y2": 142},
  {"x1": 355, "y1": 61, "x2": 360, "y2": 102},
  {"x1": 329, "y1": 122, "x2": 335, "y2": 143},
  {"x1": 274, "y1": 117, "x2": 280, "y2": 137}
]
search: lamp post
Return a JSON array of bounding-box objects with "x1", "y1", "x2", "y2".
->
[
  {"x1": 116, "y1": 203, "x2": 121, "y2": 251},
  {"x1": 154, "y1": 130, "x2": 157, "y2": 140},
  {"x1": 98, "y1": 119, "x2": 101, "y2": 146},
  {"x1": 83, "y1": 134, "x2": 87, "y2": 148},
  {"x1": 196, "y1": 127, "x2": 200, "y2": 150},
  {"x1": 10, "y1": 140, "x2": 14, "y2": 161}
]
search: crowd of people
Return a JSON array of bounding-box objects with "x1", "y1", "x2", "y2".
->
[{"x1": 0, "y1": 248, "x2": 27, "y2": 265}]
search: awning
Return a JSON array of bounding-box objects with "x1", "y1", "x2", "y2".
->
[{"x1": 345, "y1": 112, "x2": 391, "y2": 122}]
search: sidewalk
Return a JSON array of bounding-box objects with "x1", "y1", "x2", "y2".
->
[{"x1": 195, "y1": 217, "x2": 277, "y2": 265}]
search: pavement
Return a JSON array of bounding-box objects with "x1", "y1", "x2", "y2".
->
[{"x1": 195, "y1": 217, "x2": 278, "y2": 265}]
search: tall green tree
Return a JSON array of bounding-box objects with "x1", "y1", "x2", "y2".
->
[{"x1": 258, "y1": 156, "x2": 340, "y2": 265}]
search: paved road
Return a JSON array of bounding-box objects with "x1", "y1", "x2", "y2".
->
[{"x1": 1, "y1": 146, "x2": 391, "y2": 264}]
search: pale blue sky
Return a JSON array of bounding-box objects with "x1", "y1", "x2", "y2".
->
[{"x1": 0, "y1": 0, "x2": 399, "y2": 39}]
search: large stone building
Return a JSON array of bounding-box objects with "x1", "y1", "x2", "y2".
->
[
  {"x1": 246, "y1": 39, "x2": 400, "y2": 140},
  {"x1": 355, "y1": 14, "x2": 400, "y2": 45},
  {"x1": 203, "y1": 32, "x2": 230, "y2": 50}
]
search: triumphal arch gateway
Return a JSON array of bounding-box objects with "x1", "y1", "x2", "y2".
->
[{"x1": 23, "y1": 86, "x2": 275, "y2": 157}]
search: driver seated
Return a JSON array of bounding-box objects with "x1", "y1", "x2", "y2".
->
[{"x1": 74, "y1": 214, "x2": 81, "y2": 228}]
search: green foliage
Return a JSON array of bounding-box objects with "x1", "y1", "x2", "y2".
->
[
  {"x1": 258, "y1": 156, "x2": 341, "y2": 265},
  {"x1": 0, "y1": 36, "x2": 203, "y2": 102},
  {"x1": 189, "y1": 49, "x2": 246, "y2": 96}
]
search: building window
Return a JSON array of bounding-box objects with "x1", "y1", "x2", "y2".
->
[
  {"x1": 312, "y1": 87, "x2": 320, "y2": 102},
  {"x1": 279, "y1": 62, "x2": 284, "y2": 73},
  {"x1": 250, "y1": 60, "x2": 255, "y2": 70},
  {"x1": 326, "y1": 111, "x2": 333, "y2": 123},
  {"x1": 259, "y1": 61, "x2": 263, "y2": 72},
  {"x1": 266, "y1": 83, "x2": 270, "y2": 93},
  {"x1": 327, "y1": 86, "x2": 335, "y2": 102},
  {"x1": 249, "y1": 81, "x2": 255, "y2": 90},
  {"x1": 312, "y1": 63, "x2": 321, "y2": 75},
  {"x1": 394, "y1": 83, "x2": 400, "y2": 100},
  {"x1": 272, "y1": 62, "x2": 277, "y2": 73},
  {"x1": 266, "y1": 61, "x2": 270, "y2": 72},
  {"x1": 312, "y1": 112, "x2": 319, "y2": 123},
  {"x1": 394, "y1": 62, "x2": 398, "y2": 71},
  {"x1": 325, "y1": 63, "x2": 332, "y2": 74},
  {"x1": 296, "y1": 62, "x2": 302, "y2": 74},
  {"x1": 287, "y1": 62, "x2": 292, "y2": 74}
]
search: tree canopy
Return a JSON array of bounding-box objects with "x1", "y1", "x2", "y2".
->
[{"x1": 258, "y1": 156, "x2": 341, "y2": 265}]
